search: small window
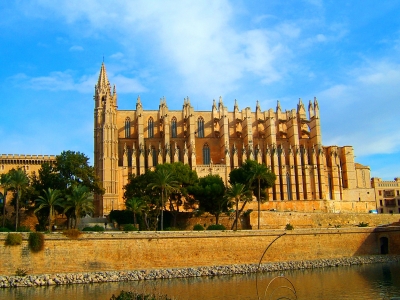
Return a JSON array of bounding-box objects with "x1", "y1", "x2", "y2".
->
[
  {"x1": 397, "y1": 190, "x2": 400, "y2": 196},
  {"x1": 125, "y1": 117, "x2": 131, "y2": 138},
  {"x1": 379, "y1": 190, "x2": 382, "y2": 196},
  {"x1": 148, "y1": 117, "x2": 154, "y2": 138},
  {"x1": 171, "y1": 117, "x2": 177, "y2": 138},
  {"x1": 203, "y1": 143, "x2": 210, "y2": 165},
  {"x1": 197, "y1": 117, "x2": 204, "y2": 138}
]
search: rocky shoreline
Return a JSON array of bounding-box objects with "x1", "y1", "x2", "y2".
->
[{"x1": 1, "y1": 255, "x2": 399, "y2": 288}]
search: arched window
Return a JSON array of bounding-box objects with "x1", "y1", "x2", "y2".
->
[
  {"x1": 125, "y1": 117, "x2": 130, "y2": 138},
  {"x1": 148, "y1": 117, "x2": 154, "y2": 138},
  {"x1": 197, "y1": 117, "x2": 204, "y2": 138},
  {"x1": 203, "y1": 143, "x2": 210, "y2": 165},
  {"x1": 171, "y1": 117, "x2": 177, "y2": 138}
]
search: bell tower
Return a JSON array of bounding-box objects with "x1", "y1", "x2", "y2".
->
[{"x1": 94, "y1": 63, "x2": 119, "y2": 216}]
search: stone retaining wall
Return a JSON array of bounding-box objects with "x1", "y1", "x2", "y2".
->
[
  {"x1": 0, "y1": 255, "x2": 398, "y2": 288},
  {"x1": 1, "y1": 227, "x2": 399, "y2": 277}
]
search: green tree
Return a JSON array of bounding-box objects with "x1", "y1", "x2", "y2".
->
[
  {"x1": 246, "y1": 160, "x2": 276, "y2": 230},
  {"x1": 124, "y1": 171, "x2": 158, "y2": 230},
  {"x1": 147, "y1": 169, "x2": 179, "y2": 230},
  {"x1": 31, "y1": 162, "x2": 64, "y2": 194},
  {"x1": 55, "y1": 151, "x2": 103, "y2": 195},
  {"x1": 155, "y1": 162, "x2": 198, "y2": 227},
  {"x1": 34, "y1": 188, "x2": 64, "y2": 231},
  {"x1": 225, "y1": 183, "x2": 252, "y2": 230},
  {"x1": 125, "y1": 197, "x2": 146, "y2": 227},
  {"x1": 64, "y1": 185, "x2": 94, "y2": 229},
  {"x1": 9, "y1": 169, "x2": 29, "y2": 231},
  {"x1": 188, "y1": 175, "x2": 227, "y2": 225},
  {"x1": 0, "y1": 173, "x2": 12, "y2": 227}
]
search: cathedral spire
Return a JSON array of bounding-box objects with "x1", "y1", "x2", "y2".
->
[{"x1": 97, "y1": 62, "x2": 110, "y2": 88}]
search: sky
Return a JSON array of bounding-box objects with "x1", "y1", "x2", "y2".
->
[{"x1": 0, "y1": 0, "x2": 399, "y2": 180}]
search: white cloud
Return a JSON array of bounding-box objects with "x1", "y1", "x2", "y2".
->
[
  {"x1": 320, "y1": 60, "x2": 400, "y2": 157},
  {"x1": 69, "y1": 45, "x2": 83, "y2": 51},
  {"x1": 8, "y1": 70, "x2": 146, "y2": 94},
  {"x1": 110, "y1": 52, "x2": 124, "y2": 60},
  {"x1": 27, "y1": 1, "x2": 298, "y2": 99}
]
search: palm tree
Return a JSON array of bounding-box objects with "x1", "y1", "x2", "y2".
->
[
  {"x1": 35, "y1": 188, "x2": 64, "y2": 231},
  {"x1": 226, "y1": 183, "x2": 252, "y2": 230},
  {"x1": 248, "y1": 162, "x2": 271, "y2": 230},
  {"x1": 147, "y1": 169, "x2": 179, "y2": 230},
  {"x1": 9, "y1": 169, "x2": 29, "y2": 231},
  {"x1": 125, "y1": 197, "x2": 147, "y2": 227},
  {"x1": 0, "y1": 173, "x2": 12, "y2": 227},
  {"x1": 64, "y1": 185, "x2": 94, "y2": 229}
]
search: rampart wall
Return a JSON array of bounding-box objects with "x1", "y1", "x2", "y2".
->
[{"x1": 1, "y1": 227, "x2": 399, "y2": 276}]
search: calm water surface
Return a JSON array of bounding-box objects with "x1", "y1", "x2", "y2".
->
[{"x1": 1, "y1": 262, "x2": 400, "y2": 300}]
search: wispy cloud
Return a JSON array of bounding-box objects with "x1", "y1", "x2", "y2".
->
[
  {"x1": 8, "y1": 70, "x2": 146, "y2": 94},
  {"x1": 69, "y1": 45, "x2": 83, "y2": 51},
  {"x1": 320, "y1": 60, "x2": 400, "y2": 157}
]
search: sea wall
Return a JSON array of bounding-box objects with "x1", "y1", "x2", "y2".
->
[{"x1": 1, "y1": 227, "x2": 399, "y2": 276}]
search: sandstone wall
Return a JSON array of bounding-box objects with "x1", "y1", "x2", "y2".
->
[
  {"x1": 183, "y1": 211, "x2": 399, "y2": 231},
  {"x1": 1, "y1": 227, "x2": 399, "y2": 276},
  {"x1": 251, "y1": 211, "x2": 400, "y2": 229}
]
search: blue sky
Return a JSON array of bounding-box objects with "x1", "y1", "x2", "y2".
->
[{"x1": 0, "y1": 0, "x2": 399, "y2": 180}]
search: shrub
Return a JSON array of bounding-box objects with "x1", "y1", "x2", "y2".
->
[
  {"x1": 358, "y1": 222, "x2": 369, "y2": 227},
  {"x1": 6, "y1": 233, "x2": 22, "y2": 245},
  {"x1": 63, "y1": 229, "x2": 82, "y2": 239},
  {"x1": 164, "y1": 227, "x2": 180, "y2": 231},
  {"x1": 206, "y1": 224, "x2": 226, "y2": 230},
  {"x1": 0, "y1": 227, "x2": 10, "y2": 232},
  {"x1": 28, "y1": 232, "x2": 44, "y2": 252},
  {"x1": 110, "y1": 291, "x2": 173, "y2": 300},
  {"x1": 16, "y1": 226, "x2": 31, "y2": 232},
  {"x1": 15, "y1": 268, "x2": 28, "y2": 277},
  {"x1": 285, "y1": 223, "x2": 294, "y2": 230},
  {"x1": 123, "y1": 224, "x2": 138, "y2": 232},
  {"x1": 193, "y1": 224, "x2": 204, "y2": 231},
  {"x1": 82, "y1": 225, "x2": 105, "y2": 232}
]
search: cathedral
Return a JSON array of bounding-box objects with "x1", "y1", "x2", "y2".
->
[{"x1": 93, "y1": 63, "x2": 376, "y2": 217}]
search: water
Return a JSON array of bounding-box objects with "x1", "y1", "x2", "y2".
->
[{"x1": 1, "y1": 262, "x2": 400, "y2": 299}]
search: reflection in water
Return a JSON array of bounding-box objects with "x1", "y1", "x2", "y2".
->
[{"x1": 1, "y1": 262, "x2": 400, "y2": 300}]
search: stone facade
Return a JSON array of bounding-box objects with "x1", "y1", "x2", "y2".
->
[
  {"x1": 94, "y1": 63, "x2": 376, "y2": 217},
  {"x1": 372, "y1": 177, "x2": 400, "y2": 214},
  {"x1": 0, "y1": 154, "x2": 56, "y2": 209}
]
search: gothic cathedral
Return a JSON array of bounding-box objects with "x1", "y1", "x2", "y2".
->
[{"x1": 94, "y1": 63, "x2": 376, "y2": 217}]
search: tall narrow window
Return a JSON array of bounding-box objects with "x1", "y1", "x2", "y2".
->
[
  {"x1": 171, "y1": 117, "x2": 177, "y2": 138},
  {"x1": 152, "y1": 146, "x2": 157, "y2": 166},
  {"x1": 148, "y1": 117, "x2": 154, "y2": 138},
  {"x1": 203, "y1": 144, "x2": 210, "y2": 165},
  {"x1": 125, "y1": 117, "x2": 130, "y2": 138},
  {"x1": 286, "y1": 173, "x2": 292, "y2": 200},
  {"x1": 328, "y1": 174, "x2": 333, "y2": 200},
  {"x1": 197, "y1": 117, "x2": 204, "y2": 138}
]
